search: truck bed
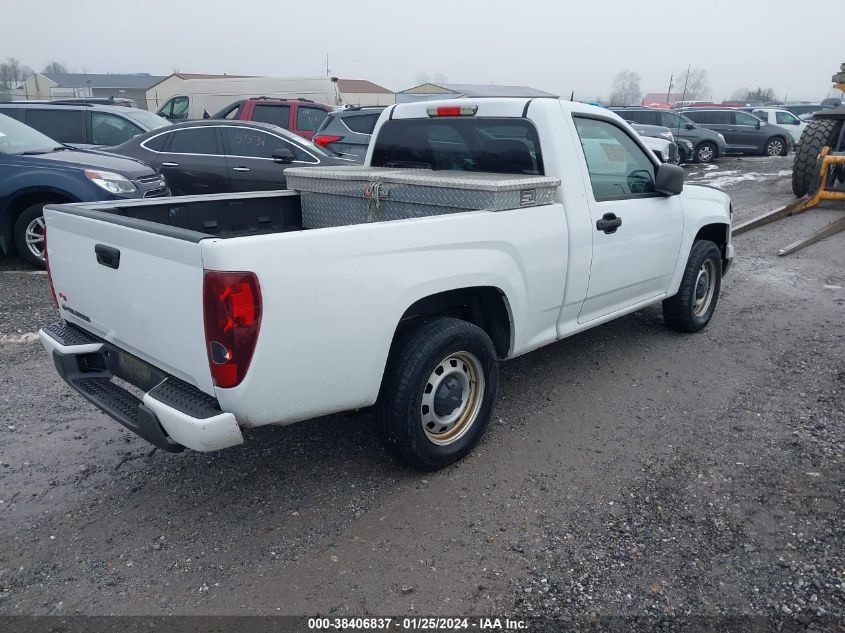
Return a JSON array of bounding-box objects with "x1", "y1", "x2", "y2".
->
[{"x1": 52, "y1": 190, "x2": 305, "y2": 241}]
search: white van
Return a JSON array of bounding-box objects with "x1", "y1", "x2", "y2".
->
[{"x1": 155, "y1": 77, "x2": 338, "y2": 121}]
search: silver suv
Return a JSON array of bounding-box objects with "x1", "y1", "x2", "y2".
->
[{"x1": 313, "y1": 107, "x2": 386, "y2": 160}]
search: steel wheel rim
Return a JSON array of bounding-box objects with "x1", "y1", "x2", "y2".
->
[
  {"x1": 692, "y1": 259, "x2": 716, "y2": 317},
  {"x1": 25, "y1": 216, "x2": 46, "y2": 261},
  {"x1": 767, "y1": 140, "x2": 783, "y2": 156},
  {"x1": 420, "y1": 351, "x2": 485, "y2": 446},
  {"x1": 698, "y1": 145, "x2": 714, "y2": 162}
]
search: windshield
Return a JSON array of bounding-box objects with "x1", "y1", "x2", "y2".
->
[
  {"x1": 0, "y1": 113, "x2": 62, "y2": 155},
  {"x1": 124, "y1": 109, "x2": 172, "y2": 130}
]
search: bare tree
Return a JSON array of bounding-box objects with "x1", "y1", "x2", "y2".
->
[
  {"x1": 43, "y1": 61, "x2": 69, "y2": 74},
  {"x1": 677, "y1": 68, "x2": 710, "y2": 100},
  {"x1": 745, "y1": 87, "x2": 776, "y2": 102},
  {"x1": 0, "y1": 57, "x2": 33, "y2": 89},
  {"x1": 609, "y1": 70, "x2": 642, "y2": 106}
]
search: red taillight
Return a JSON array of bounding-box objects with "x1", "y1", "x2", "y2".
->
[
  {"x1": 44, "y1": 227, "x2": 58, "y2": 306},
  {"x1": 313, "y1": 134, "x2": 342, "y2": 147},
  {"x1": 203, "y1": 271, "x2": 262, "y2": 389},
  {"x1": 426, "y1": 105, "x2": 478, "y2": 117}
]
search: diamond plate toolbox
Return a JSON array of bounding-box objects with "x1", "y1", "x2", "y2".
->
[{"x1": 285, "y1": 166, "x2": 560, "y2": 229}]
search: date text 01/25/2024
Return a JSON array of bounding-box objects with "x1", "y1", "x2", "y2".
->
[{"x1": 307, "y1": 617, "x2": 528, "y2": 630}]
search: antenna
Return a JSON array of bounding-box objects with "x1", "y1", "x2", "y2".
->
[
  {"x1": 666, "y1": 72, "x2": 674, "y2": 104},
  {"x1": 326, "y1": 54, "x2": 330, "y2": 77}
]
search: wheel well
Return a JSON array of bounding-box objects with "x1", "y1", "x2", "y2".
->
[
  {"x1": 695, "y1": 223, "x2": 729, "y2": 257},
  {"x1": 3, "y1": 191, "x2": 72, "y2": 252},
  {"x1": 396, "y1": 287, "x2": 512, "y2": 358}
]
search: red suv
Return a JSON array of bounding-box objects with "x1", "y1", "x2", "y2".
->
[{"x1": 212, "y1": 98, "x2": 333, "y2": 141}]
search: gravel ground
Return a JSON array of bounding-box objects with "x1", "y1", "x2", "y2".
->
[{"x1": 0, "y1": 155, "x2": 842, "y2": 628}]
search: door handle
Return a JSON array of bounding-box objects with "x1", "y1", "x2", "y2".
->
[
  {"x1": 232, "y1": 166, "x2": 250, "y2": 172},
  {"x1": 94, "y1": 244, "x2": 120, "y2": 269},
  {"x1": 596, "y1": 213, "x2": 622, "y2": 234},
  {"x1": 161, "y1": 162, "x2": 179, "y2": 167}
]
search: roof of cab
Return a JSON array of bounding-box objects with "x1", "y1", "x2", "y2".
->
[{"x1": 389, "y1": 97, "x2": 615, "y2": 120}]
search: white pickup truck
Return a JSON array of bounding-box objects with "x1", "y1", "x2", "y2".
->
[{"x1": 40, "y1": 98, "x2": 733, "y2": 471}]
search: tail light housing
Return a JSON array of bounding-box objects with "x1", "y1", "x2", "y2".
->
[
  {"x1": 313, "y1": 134, "x2": 343, "y2": 148},
  {"x1": 44, "y1": 227, "x2": 58, "y2": 306},
  {"x1": 203, "y1": 271, "x2": 262, "y2": 389}
]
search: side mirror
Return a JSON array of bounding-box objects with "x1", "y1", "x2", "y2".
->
[
  {"x1": 272, "y1": 148, "x2": 295, "y2": 164},
  {"x1": 685, "y1": 123, "x2": 695, "y2": 130},
  {"x1": 756, "y1": 120, "x2": 763, "y2": 128},
  {"x1": 655, "y1": 163, "x2": 684, "y2": 196}
]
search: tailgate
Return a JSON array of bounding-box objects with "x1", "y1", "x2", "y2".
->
[{"x1": 44, "y1": 206, "x2": 214, "y2": 395}]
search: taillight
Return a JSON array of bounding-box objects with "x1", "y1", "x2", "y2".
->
[
  {"x1": 426, "y1": 105, "x2": 478, "y2": 117},
  {"x1": 203, "y1": 271, "x2": 262, "y2": 389},
  {"x1": 313, "y1": 134, "x2": 342, "y2": 147},
  {"x1": 44, "y1": 227, "x2": 58, "y2": 306}
]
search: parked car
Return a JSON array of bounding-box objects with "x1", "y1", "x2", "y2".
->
[
  {"x1": 783, "y1": 103, "x2": 833, "y2": 118},
  {"x1": 611, "y1": 107, "x2": 727, "y2": 163},
  {"x1": 0, "y1": 102, "x2": 170, "y2": 149},
  {"x1": 211, "y1": 97, "x2": 333, "y2": 140},
  {"x1": 313, "y1": 106, "x2": 387, "y2": 159},
  {"x1": 626, "y1": 122, "x2": 692, "y2": 163},
  {"x1": 639, "y1": 134, "x2": 679, "y2": 164},
  {"x1": 751, "y1": 108, "x2": 806, "y2": 143},
  {"x1": 0, "y1": 113, "x2": 167, "y2": 267},
  {"x1": 106, "y1": 119, "x2": 357, "y2": 196},
  {"x1": 678, "y1": 108, "x2": 792, "y2": 156},
  {"x1": 40, "y1": 98, "x2": 733, "y2": 470}
]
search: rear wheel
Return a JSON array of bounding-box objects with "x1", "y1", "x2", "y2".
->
[
  {"x1": 13, "y1": 203, "x2": 49, "y2": 268},
  {"x1": 792, "y1": 118, "x2": 843, "y2": 196},
  {"x1": 695, "y1": 141, "x2": 717, "y2": 163},
  {"x1": 376, "y1": 317, "x2": 499, "y2": 471}
]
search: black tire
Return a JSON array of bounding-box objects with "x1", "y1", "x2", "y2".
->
[
  {"x1": 13, "y1": 203, "x2": 48, "y2": 268},
  {"x1": 764, "y1": 136, "x2": 788, "y2": 157},
  {"x1": 376, "y1": 317, "x2": 499, "y2": 471},
  {"x1": 792, "y1": 118, "x2": 843, "y2": 197},
  {"x1": 694, "y1": 141, "x2": 717, "y2": 163},
  {"x1": 662, "y1": 240, "x2": 722, "y2": 333}
]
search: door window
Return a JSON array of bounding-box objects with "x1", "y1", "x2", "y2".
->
[
  {"x1": 776, "y1": 111, "x2": 800, "y2": 125},
  {"x1": 693, "y1": 111, "x2": 734, "y2": 125},
  {"x1": 167, "y1": 127, "x2": 219, "y2": 154},
  {"x1": 659, "y1": 111, "x2": 686, "y2": 129},
  {"x1": 159, "y1": 96, "x2": 189, "y2": 121},
  {"x1": 91, "y1": 112, "x2": 143, "y2": 146},
  {"x1": 251, "y1": 104, "x2": 290, "y2": 128},
  {"x1": 735, "y1": 112, "x2": 761, "y2": 127},
  {"x1": 143, "y1": 132, "x2": 170, "y2": 152},
  {"x1": 296, "y1": 107, "x2": 328, "y2": 132},
  {"x1": 222, "y1": 127, "x2": 316, "y2": 162},
  {"x1": 573, "y1": 117, "x2": 656, "y2": 200},
  {"x1": 622, "y1": 110, "x2": 660, "y2": 125},
  {"x1": 24, "y1": 109, "x2": 85, "y2": 144}
]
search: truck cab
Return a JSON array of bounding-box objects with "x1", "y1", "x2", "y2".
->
[{"x1": 213, "y1": 98, "x2": 333, "y2": 141}]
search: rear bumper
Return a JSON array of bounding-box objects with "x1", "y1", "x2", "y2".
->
[{"x1": 39, "y1": 322, "x2": 242, "y2": 452}]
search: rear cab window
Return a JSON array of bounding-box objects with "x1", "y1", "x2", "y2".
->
[{"x1": 370, "y1": 117, "x2": 544, "y2": 174}]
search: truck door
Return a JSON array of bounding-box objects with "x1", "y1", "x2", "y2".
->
[{"x1": 571, "y1": 115, "x2": 684, "y2": 324}]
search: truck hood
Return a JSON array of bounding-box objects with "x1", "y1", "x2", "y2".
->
[
  {"x1": 24, "y1": 148, "x2": 156, "y2": 179},
  {"x1": 684, "y1": 183, "x2": 732, "y2": 205}
]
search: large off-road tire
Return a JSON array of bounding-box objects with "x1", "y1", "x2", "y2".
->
[
  {"x1": 376, "y1": 317, "x2": 499, "y2": 471},
  {"x1": 13, "y1": 203, "x2": 49, "y2": 268},
  {"x1": 662, "y1": 240, "x2": 722, "y2": 334},
  {"x1": 792, "y1": 118, "x2": 843, "y2": 197}
]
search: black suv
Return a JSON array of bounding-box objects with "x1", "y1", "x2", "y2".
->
[
  {"x1": 313, "y1": 107, "x2": 386, "y2": 160},
  {"x1": 678, "y1": 108, "x2": 792, "y2": 157},
  {"x1": 611, "y1": 107, "x2": 728, "y2": 163}
]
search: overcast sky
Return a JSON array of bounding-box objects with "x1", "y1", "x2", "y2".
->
[{"x1": 3, "y1": 0, "x2": 842, "y2": 102}]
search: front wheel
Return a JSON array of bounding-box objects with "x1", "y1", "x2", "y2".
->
[
  {"x1": 662, "y1": 240, "x2": 722, "y2": 333},
  {"x1": 376, "y1": 317, "x2": 499, "y2": 471},
  {"x1": 13, "y1": 204, "x2": 48, "y2": 268},
  {"x1": 695, "y1": 142, "x2": 717, "y2": 163},
  {"x1": 764, "y1": 136, "x2": 787, "y2": 157}
]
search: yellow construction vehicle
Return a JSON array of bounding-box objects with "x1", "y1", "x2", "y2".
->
[{"x1": 733, "y1": 63, "x2": 845, "y2": 255}]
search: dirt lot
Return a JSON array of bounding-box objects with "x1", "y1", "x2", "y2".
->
[{"x1": 0, "y1": 155, "x2": 843, "y2": 626}]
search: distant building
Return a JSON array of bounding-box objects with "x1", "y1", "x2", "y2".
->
[
  {"x1": 397, "y1": 82, "x2": 557, "y2": 103},
  {"x1": 641, "y1": 92, "x2": 686, "y2": 107},
  {"x1": 146, "y1": 73, "x2": 253, "y2": 111},
  {"x1": 21, "y1": 73, "x2": 167, "y2": 109},
  {"x1": 336, "y1": 79, "x2": 394, "y2": 106}
]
